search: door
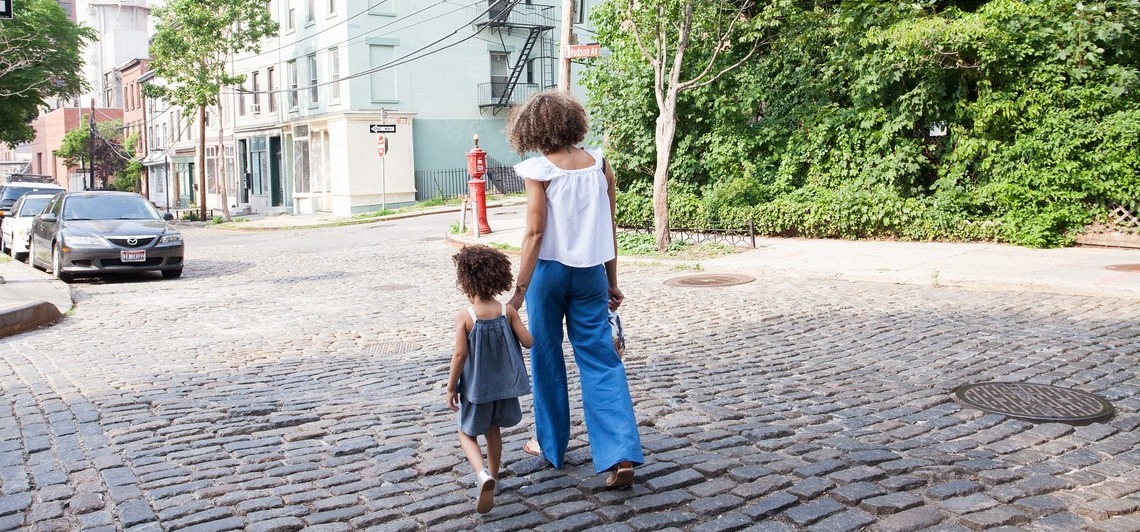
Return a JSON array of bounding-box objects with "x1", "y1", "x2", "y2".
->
[
  {"x1": 490, "y1": 53, "x2": 510, "y2": 100},
  {"x1": 270, "y1": 136, "x2": 284, "y2": 207}
]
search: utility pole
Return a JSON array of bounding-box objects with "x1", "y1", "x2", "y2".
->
[
  {"x1": 88, "y1": 99, "x2": 96, "y2": 190},
  {"x1": 558, "y1": 0, "x2": 574, "y2": 91}
]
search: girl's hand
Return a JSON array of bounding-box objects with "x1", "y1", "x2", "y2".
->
[
  {"x1": 447, "y1": 390, "x2": 459, "y2": 412},
  {"x1": 508, "y1": 291, "x2": 525, "y2": 310},
  {"x1": 609, "y1": 286, "x2": 624, "y2": 310}
]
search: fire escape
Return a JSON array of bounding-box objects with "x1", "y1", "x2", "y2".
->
[{"x1": 475, "y1": 0, "x2": 556, "y2": 115}]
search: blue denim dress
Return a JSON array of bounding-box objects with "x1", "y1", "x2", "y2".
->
[{"x1": 458, "y1": 305, "x2": 530, "y2": 436}]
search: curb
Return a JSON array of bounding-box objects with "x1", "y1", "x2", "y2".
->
[
  {"x1": 0, "y1": 300, "x2": 63, "y2": 339},
  {"x1": 202, "y1": 199, "x2": 530, "y2": 232}
]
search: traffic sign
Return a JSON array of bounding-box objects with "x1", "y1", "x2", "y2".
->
[
  {"x1": 568, "y1": 43, "x2": 601, "y2": 59},
  {"x1": 376, "y1": 134, "x2": 388, "y2": 158},
  {"x1": 369, "y1": 124, "x2": 396, "y2": 133},
  {"x1": 0, "y1": 0, "x2": 12, "y2": 19}
]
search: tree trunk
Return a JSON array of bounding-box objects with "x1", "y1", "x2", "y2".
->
[
  {"x1": 217, "y1": 103, "x2": 232, "y2": 222},
  {"x1": 198, "y1": 105, "x2": 208, "y2": 221},
  {"x1": 652, "y1": 87, "x2": 680, "y2": 252}
]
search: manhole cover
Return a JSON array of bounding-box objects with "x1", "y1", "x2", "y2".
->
[
  {"x1": 664, "y1": 273, "x2": 755, "y2": 287},
  {"x1": 1106, "y1": 264, "x2": 1140, "y2": 272},
  {"x1": 363, "y1": 342, "x2": 423, "y2": 355},
  {"x1": 953, "y1": 382, "x2": 1114, "y2": 424}
]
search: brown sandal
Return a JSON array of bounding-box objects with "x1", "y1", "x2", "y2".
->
[
  {"x1": 605, "y1": 462, "x2": 634, "y2": 489},
  {"x1": 523, "y1": 439, "x2": 541, "y2": 456}
]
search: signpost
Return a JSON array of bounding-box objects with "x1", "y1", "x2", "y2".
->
[{"x1": 376, "y1": 134, "x2": 388, "y2": 211}]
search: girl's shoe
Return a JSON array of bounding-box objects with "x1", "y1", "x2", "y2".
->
[
  {"x1": 476, "y1": 470, "x2": 496, "y2": 514},
  {"x1": 606, "y1": 462, "x2": 634, "y2": 489}
]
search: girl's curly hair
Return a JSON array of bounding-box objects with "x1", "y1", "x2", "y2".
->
[
  {"x1": 505, "y1": 90, "x2": 588, "y2": 155},
  {"x1": 453, "y1": 245, "x2": 514, "y2": 300}
]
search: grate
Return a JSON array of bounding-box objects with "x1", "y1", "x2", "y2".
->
[
  {"x1": 953, "y1": 382, "x2": 1114, "y2": 424},
  {"x1": 664, "y1": 273, "x2": 755, "y2": 287},
  {"x1": 1105, "y1": 264, "x2": 1140, "y2": 273},
  {"x1": 363, "y1": 342, "x2": 423, "y2": 355}
]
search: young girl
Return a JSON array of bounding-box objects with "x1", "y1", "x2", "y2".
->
[{"x1": 446, "y1": 245, "x2": 533, "y2": 514}]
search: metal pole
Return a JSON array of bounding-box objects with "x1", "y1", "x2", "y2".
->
[
  {"x1": 558, "y1": 0, "x2": 574, "y2": 91},
  {"x1": 88, "y1": 99, "x2": 96, "y2": 190},
  {"x1": 381, "y1": 156, "x2": 386, "y2": 212},
  {"x1": 165, "y1": 153, "x2": 171, "y2": 214}
]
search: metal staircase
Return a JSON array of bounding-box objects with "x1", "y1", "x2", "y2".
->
[
  {"x1": 495, "y1": 27, "x2": 543, "y2": 107},
  {"x1": 475, "y1": 1, "x2": 556, "y2": 115}
]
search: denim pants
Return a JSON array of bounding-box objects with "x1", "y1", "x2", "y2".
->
[{"x1": 526, "y1": 259, "x2": 644, "y2": 473}]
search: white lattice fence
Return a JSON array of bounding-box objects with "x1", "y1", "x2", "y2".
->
[
  {"x1": 1078, "y1": 202, "x2": 1140, "y2": 248},
  {"x1": 1109, "y1": 204, "x2": 1140, "y2": 233}
]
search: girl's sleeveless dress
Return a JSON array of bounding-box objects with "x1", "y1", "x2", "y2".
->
[{"x1": 458, "y1": 304, "x2": 531, "y2": 437}]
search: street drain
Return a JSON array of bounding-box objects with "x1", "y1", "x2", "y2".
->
[
  {"x1": 363, "y1": 342, "x2": 423, "y2": 355},
  {"x1": 664, "y1": 273, "x2": 755, "y2": 287},
  {"x1": 1106, "y1": 264, "x2": 1140, "y2": 273},
  {"x1": 953, "y1": 382, "x2": 1114, "y2": 424}
]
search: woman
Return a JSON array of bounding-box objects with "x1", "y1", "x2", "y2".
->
[{"x1": 505, "y1": 90, "x2": 643, "y2": 488}]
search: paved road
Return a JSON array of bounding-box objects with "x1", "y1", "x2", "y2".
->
[{"x1": 0, "y1": 211, "x2": 1137, "y2": 532}]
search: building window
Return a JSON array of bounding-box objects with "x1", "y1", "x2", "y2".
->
[
  {"x1": 525, "y1": 59, "x2": 536, "y2": 85},
  {"x1": 306, "y1": 0, "x2": 314, "y2": 24},
  {"x1": 286, "y1": 0, "x2": 295, "y2": 29},
  {"x1": 266, "y1": 0, "x2": 274, "y2": 22},
  {"x1": 574, "y1": 0, "x2": 585, "y2": 24},
  {"x1": 287, "y1": 60, "x2": 299, "y2": 109},
  {"x1": 238, "y1": 83, "x2": 247, "y2": 116},
  {"x1": 251, "y1": 71, "x2": 261, "y2": 114},
  {"x1": 490, "y1": 52, "x2": 509, "y2": 99},
  {"x1": 268, "y1": 67, "x2": 277, "y2": 112},
  {"x1": 369, "y1": 45, "x2": 397, "y2": 101},
  {"x1": 308, "y1": 54, "x2": 319, "y2": 104},
  {"x1": 328, "y1": 0, "x2": 335, "y2": 15},
  {"x1": 329, "y1": 47, "x2": 340, "y2": 101}
]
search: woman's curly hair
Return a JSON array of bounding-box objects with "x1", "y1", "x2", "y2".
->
[
  {"x1": 505, "y1": 90, "x2": 588, "y2": 155},
  {"x1": 453, "y1": 245, "x2": 514, "y2": 300}
]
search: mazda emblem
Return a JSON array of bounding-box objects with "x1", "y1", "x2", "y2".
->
[{"x1": 127, "y1": 238, "x2": 138, "y2": 246}]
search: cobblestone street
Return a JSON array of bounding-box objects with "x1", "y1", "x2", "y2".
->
[{"x1": 0, "y1": 211, "x2": 1137, "y2": 531}]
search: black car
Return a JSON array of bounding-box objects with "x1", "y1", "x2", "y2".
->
[{"x1": 29, "y1": 191, "x2": 184, "y2": 282}]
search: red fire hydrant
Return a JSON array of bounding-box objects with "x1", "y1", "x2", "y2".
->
[{"x1": 467, "y1": 134, "x2": 492, "y2": 235}]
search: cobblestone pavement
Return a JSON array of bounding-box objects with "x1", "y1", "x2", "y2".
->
[{"x1": 0, "y1": 212, "x2": 1137, "y2": 532}]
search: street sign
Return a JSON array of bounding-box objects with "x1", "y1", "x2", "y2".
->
[
  {"x1": 369, "y1": 124, "x2": 396, "y2": 133},
  {"x1": 376, "y1": 134, "x2": 388, "y2": 158},
  {"x1": 568, "y1": 43, "x2": 601, "y2": 59},
  {"x1": 0, "y1": 0, "x2": 12, "y2": 19}
]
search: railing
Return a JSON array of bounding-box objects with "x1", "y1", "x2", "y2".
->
[
  {"x1": 477, "y1": 83, "x2": 543, "y2": 107},
  {"x1": 414, "y1": 160, "x2": 524, "y2": 202},
  {"x1": 621, "y1": 222, "x2": 758, "y2": 249},
  {"x1": 478, "y1": 1, "x2": 556, "y2": 28}
]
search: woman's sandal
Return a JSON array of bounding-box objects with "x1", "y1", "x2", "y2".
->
[
  {"x1": 522, "y1": 439, "x2": 541, "y2": 456},
  {"x1": 605, "y1": 462, "x2": 634, "y2": 489}
]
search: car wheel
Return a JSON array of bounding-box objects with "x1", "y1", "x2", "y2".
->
[
  {"x1": 1, "y1": 232, "x2": 8, "y2": 255},
  {"x1": 28, "y1": 239, "x2": 40, "y2": 270},
  {"x1": 161, "y1": 267, "x2": 183, "y2": 279},
  {"x1": 52, "y1": 243, "x2": 74, "y2": 283}
]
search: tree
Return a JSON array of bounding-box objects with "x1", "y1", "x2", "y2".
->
[
  {"x1": 0, "y1": 0, "x2": 95, "y2": 147},
  {"x1": 146, "y1": 0, "x2": 277, "y2": 221},
  {"x1": 605, "y1": 0, "x2": 771, "y2": 251},
  {"x1": 54, "y1": 117, "x2": 130, "y2": 189}
]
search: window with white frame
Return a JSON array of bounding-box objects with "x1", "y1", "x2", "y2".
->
[
  {"x1": 307, "y1": 54, "x2": 319, "y2": 104},
  {"x1": 328, "y1": 0, "x2": 335, "y2": 16},
  {"x1": 268, "y1": 67, "x2": 277, "y2": 112},
  {"x1": 238, "y1": 83, "x2": 247, "y2": 115},
  {"x1": 329, "y1": 47, "x2": 340, "y2": 101},
  {"x1": 306, "y1": 0, "x2": 314, "y2": 24},
  {"x1": 369, "y1": 45, "x2": 396, "y2": 101},
  {"x1": 286, "y1": 0, "x2": 295, "y2": 29},
  {"x1": 287, "y1": 60, "x2": 299, "y2": 108},
  {"x1": 252, "y1": 71, "x2": 261, "y2": 114}
]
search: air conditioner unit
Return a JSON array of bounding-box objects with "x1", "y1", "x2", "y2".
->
[{"x1": 251, "y1": 104, "x2": 261, "y2": 115}]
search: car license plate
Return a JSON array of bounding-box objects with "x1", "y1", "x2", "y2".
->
[{"x1": 121, "y1": 250, "x2": 146, "y2": 262}]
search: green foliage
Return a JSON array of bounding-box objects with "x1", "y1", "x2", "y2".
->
[
  {"x1": 0, "y1": 0, "x2": 95, "y2": 146},
  {"x1": 593, "y1": 0, "x2": 1140, "y2": 247}
]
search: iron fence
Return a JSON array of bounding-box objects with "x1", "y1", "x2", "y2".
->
[
  {"x1": 622, "y1": 221, "x2": 758, "y2": 249},
  {"x1": 414, "y1": 161, "x2": 524, "y2": 202}
]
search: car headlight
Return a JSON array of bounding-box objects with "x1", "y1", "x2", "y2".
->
[
  {"x1": 67, "y1": 236, "x2": 106, "y2": 246},
  {"x1": 159, "y1": 234, "x2": 182, "y2": 244}
]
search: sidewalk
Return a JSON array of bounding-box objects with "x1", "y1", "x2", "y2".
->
[{"x1": 2, "y1": 201, "x2": 1137, "y2": 339}]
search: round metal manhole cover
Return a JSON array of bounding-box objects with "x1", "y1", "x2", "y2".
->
[
  {"x1": 1106, "y1": 264, "x2": 1140, "y2": 273},
  {"x1": 363, "y1": 342, "x2": 423, "y2": 355},
  {"x1": 953, "y1": 382, "x2": 1114, "y2": 424},
  {"x1": 664, "y1": 273, "x2": 755, "y2": 287}
]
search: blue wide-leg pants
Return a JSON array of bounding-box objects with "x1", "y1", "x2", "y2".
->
[{"x1": 526, "y1": 259, "x2": 644, "y2": 474}]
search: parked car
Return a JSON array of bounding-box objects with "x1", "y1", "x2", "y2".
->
[
  {"x1": 0, "y1": 177, "x2": 64, "y2": 213},
  {"x1": 29, "y1": 191, "x2": 184, "y2": 282},
  {"x1": 1, "y1": 193, "x2": 55, "y2": 262}
]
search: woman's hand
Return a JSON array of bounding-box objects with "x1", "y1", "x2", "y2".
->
[
  {"x1": 447, "y1": 390, "x2": 459, "y2": 412},
  {"x1": 508, "y1": 291, "x2": 525, "y2": 310},
  {"x1": 608, "y1": 286, "x2": 624, "y2": 310}
]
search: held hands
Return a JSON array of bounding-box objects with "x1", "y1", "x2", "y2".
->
[{"x1": 507, "y1": 291, "x2": 525, "y2": 311}]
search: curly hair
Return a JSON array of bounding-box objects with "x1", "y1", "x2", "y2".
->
[
  {"x1": 453, "y1": 245, "x2": 514, "y2": 300},
  {"x1": 505, "y1": 90, "x2": 588, "y2": 155}
]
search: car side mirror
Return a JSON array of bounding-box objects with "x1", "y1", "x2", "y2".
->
[
  {"x1": 163, "y1": 213, "x2": 174, "y2": 221},
  {"x1": 39, "y1": 213, "x2": 57, "y2": 223}
]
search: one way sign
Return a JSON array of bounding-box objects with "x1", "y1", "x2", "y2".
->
[{"x1": 369, "y1": 124, "x2": 396, "y2": 133}]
